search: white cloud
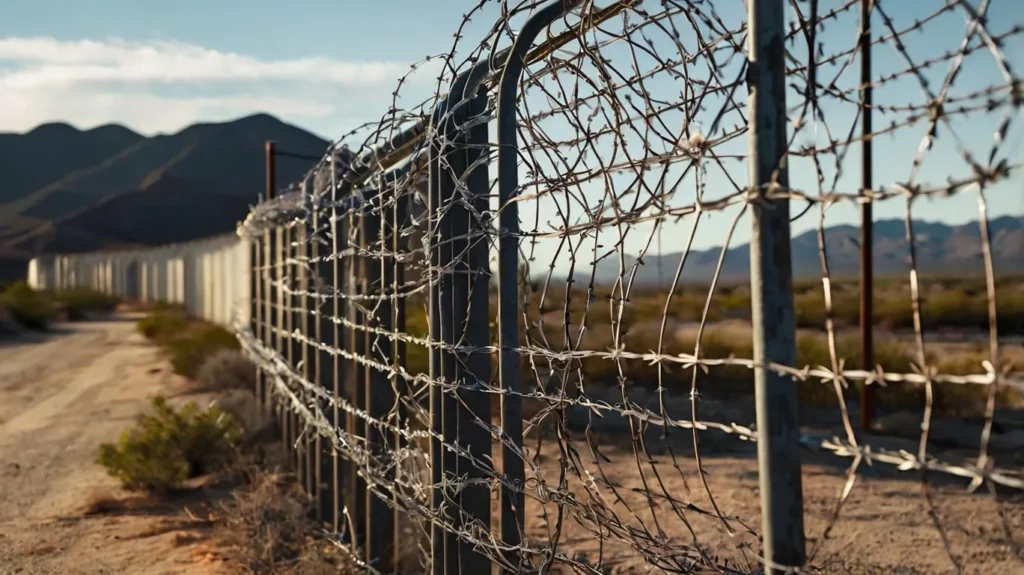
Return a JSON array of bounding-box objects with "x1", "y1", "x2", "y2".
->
[{"x1": 0, "y1": 36, "x2": 436, "y2": 135}]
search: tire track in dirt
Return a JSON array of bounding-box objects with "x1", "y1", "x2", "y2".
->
[
  {"x1": 0, "y1": 326, "x2": 111, "y2": 427},
  {"x1": 0, "y1": 318, "x2": 225, "y2": 575}
]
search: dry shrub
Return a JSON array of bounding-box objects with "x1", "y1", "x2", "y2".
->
[
  {"x1": 136, "y1": 304, "x2": 189, "y2": 340},
  {"x1": 211, "y1": 389, "x2": 277, "y2": 443},
  {"x1": 136, "y1": 306, "x2": 240, "y2": 379},
  {"x1": 97, "y1": 395, "x2": 243, "y2": 493},
  {"x1": 217, "y1": 467, "x2": 350, "y2": 574},
  {"x1": 794, "y1": 335, "x2": 1021, "y2": 416},
  {"x1": 198, "y1": 349, "x2": 257, "y2": 392},
  {"x1": 53, "y1": 288, "x2": 120, "y2": 320},
  {"x1": 0, "y1": 282, "x2": 56, "y2": 329},
  {"x1": 526, "y1": 312, "x2": 1011, "y2": 417},
  {"x1": 166, "y1": 323, "x2": 240, "y2": 379}
]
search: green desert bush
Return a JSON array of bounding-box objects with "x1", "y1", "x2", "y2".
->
[
  {"x1": 97, "y1": 395, "x2": 242, "y2": 493},
  {"x1": 136, "y1": 306, "x2": 240, "y2": 378},
  {"x1": 136, "y1": 303, "x2": 188, "y2": 341},
  {"x1": 0, "y1": 282, "x2": 56, "y2": 329},
  {"x1": 0, "y1": 284, "x2": 122, "y2": 328},
  {"x1": 53, "y1": 288, "x2": 120, "y2": 320},
  {"x1": 166, "y1": 323, "x2": 240, "y2": 379}
]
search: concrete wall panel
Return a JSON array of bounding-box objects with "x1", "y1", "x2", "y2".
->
[{"x1": 25, "y1": 232, "x2": 251, "y2": 329}]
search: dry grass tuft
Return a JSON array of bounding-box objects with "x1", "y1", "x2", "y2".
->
[
  {"x1": 197, "y1": 349, "x2": 257, "y2": 393},
  {"x1": 210, "y1": 389, "x2": 277, "y2": 443},
  {"x1": 215, "y1": 461, "x2": 352, "y2": 574}
]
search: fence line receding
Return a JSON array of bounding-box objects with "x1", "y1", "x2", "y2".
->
[{"x1": 29, "y1": 1, "x2": 1024, "y2": 573}]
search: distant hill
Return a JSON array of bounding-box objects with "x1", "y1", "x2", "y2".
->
[
  {"x1": 5, "y1": 174, "x2": 255, "y2": 255},
  {"x1": 1, "y1": 115, "x2": 1020, "y2": 284},
  {"x1": 0, "y1": 123, "x2": 144, "y2": 208},
  {"x1": 0, "y1": 113, "x2": 327, "y2": 225},
  {"x1": 0, "y1": 114, "x2": 329, "y2": 279},
  {"x1": 587, "y1": 216, "x2": 1024, "y2": 284}
]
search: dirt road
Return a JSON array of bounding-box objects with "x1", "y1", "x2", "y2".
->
[{"x1": 0, "y1": 318, "x2": 223, "y2": 575}]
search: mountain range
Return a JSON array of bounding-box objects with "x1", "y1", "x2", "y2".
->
[
  {"x1": 0, "y1": 114, "x2": 328, "y2": 279},
  {"x1": 0, "y1": 114, "x2": 1020, "y2": 282},
  {"x1": 588, "y1": 216, "x2": 1024, "y2": 285}
]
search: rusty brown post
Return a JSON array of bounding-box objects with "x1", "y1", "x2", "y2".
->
[{"x1": 265, "y1": 141, "x2": 276, "y2": 202}]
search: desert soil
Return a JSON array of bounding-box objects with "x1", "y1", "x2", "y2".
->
[
  {"x1": 0, "y1": 317, "x2": 227, "y2": 575},
  {"x1": 1, "y1": 316, "x2": 1022, "y2": 575},
  {"x1": 518, "y1": 414, "x2": 1024, "y2": 574}
]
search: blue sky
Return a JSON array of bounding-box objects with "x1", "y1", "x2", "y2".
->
[
  {"x1": 0, "y1": 0, "x2": 482, "y2": 137},
  {"x1": 1, "y1": 0, "x2": 471, "y2": 66},
  {"x1": 1, "y1": 0, "x2": 1021, "y2": 267}
]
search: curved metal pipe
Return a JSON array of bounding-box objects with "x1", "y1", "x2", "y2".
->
[
  {"x1": 427, "y1": 33, "x2": 505, "y2": 575},
  {"x1": 495, "y1": 1, "x2": 581, "y2": 571},
  {"x1": 347, "y1": 0, "x2": 629, "y2": 195}
]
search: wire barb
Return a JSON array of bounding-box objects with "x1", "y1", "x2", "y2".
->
[{"x1": 238, "y1": 1, "x2": 1024, "y2": 573}]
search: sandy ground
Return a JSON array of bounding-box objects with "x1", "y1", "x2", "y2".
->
[
  {"x1": 2, "y1": 316, "x2": 1022, "y2": 574},
  {"x1": 512, "y1": 421, "x2": 1024, "y2": 574},
  {"x1": 0, "y1": 318, "x2": 226, "y2": 575}
]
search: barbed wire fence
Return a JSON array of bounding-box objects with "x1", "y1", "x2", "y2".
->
[{"x1": 235, "y1": 0, "x2": 1023, "y2": 573}]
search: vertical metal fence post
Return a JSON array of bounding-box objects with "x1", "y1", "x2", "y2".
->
[
  {"x1": 311, "y1": 174, "x2": 335, "y2": 525},
  {"x1": 347, "y1": 189, "x2": 368, "y2": 556},
  {"x1": 298, "y1": 179, "x2": 315, "y2": 499},
  {"x1": 252, "y1": 233, "x2": 263, "y2": 409},
  {"x1": 252, "y1": 228, "x2": 263, "y2": 411},
  {"x1": 282, "y1": 223, "x2": 296, "y2": 462},
  {"x1": 494, "y1": 3, "x2": 578, "y2": 570},
  {"x1": 391, "y1": 173, "x2": 409, "y2": 570},
  {"x1": 435, "y1": 107, "x2": 463, "y2": 575},
  {"x1": 293, "y1": 230, "x2": 305, "y2": 490},
  {"x1": 364, "y1": 182, "x2": 396, "y2": 570},
  {"x1": 454, "y1": 87, "x2": 493, "y2": 573},
  {"x1": 859, "y1": 0, "x2": 875, "y2": 433},
  {"x1": 274, "y1": 224, "x2": 286, "y2": 448},
  {"x1": 427, "y1": 124, "x2": 447, "y2": 575},
  {"x1": 747, "y1": 0, "x2": 806, "y2": 572},
  {"x1": 263, "y1": 229, "x2": 274, "y2": 412},
  {"x1": 326, "y1": 152, "x2": 344, "y2": 530},
  {"x1": 260, "y1": 141, "x2": 276, "y2": 411}
]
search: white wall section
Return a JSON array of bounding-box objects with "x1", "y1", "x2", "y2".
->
[{"x1": 25, "y1": 232, "x2": 251, "y2": 328}]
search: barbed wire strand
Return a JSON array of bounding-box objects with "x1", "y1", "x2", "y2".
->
[{"x1": 236, "y1": 1, "x2": 1024, "y2": 572}]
